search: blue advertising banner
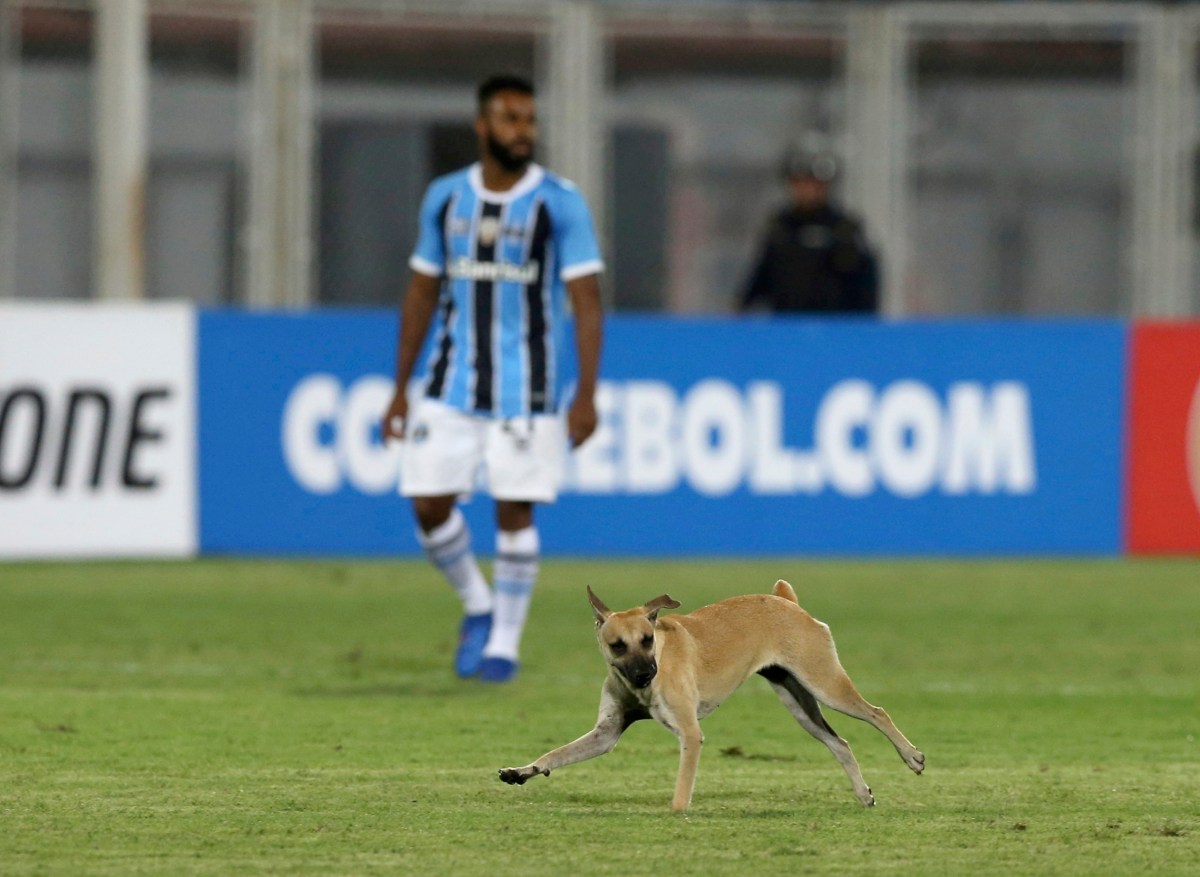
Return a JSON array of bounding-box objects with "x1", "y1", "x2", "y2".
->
[
  {"x1": 198, "y1": 312, "x2": 1126, "y2": 556},
  {"x1": 198, "y1": 309, "x2": 412, "y2": 555}
]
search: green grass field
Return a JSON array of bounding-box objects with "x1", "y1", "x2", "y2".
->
[{"x1": 1, "y1": 558, "x2": 1198, "y2": 876}]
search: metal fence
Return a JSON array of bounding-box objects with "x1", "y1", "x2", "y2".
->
[{"x1": 1, "y1": 0, "x2": 1197, "y2": 316}]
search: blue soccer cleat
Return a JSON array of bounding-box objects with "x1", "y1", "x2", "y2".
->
[
  {"x1": 455, "y1": 613, "x2": 493, "y2": 678},
  {"x1": 479, "y1": 656, "x2": 519, "y2": 683}
]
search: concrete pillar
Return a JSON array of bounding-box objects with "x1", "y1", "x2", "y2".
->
[
  {"x1": 246, "y1": 0, "x2": 314, "y2": 308},
  {"x1": 540, "y1": 1, "x2": 607, "y2": 269},
  {"x1": 1131, "y1": 8, "x2": 1195, "y2": 317},
  {"x1": 845, "y1": 7, "x2": 909, "y2": 316},
  {"x1": 93, "y1": 0, "x2": 148, "y2": 301},
  {"x1": 0, "y1": 0, "x2": 17, "y2": 299}
]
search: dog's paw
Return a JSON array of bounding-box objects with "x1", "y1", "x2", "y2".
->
[
  {"x1": 498, "y1": 766, "x2": 541, "y2": 785},
  {"x1": 906, "y1": 749, "x2": 926, "y2": 775},
  {"x1": 498, "y1": 767, "x2": 527, "y2": 785}
]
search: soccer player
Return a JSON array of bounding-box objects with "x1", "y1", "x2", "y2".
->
[{"x1": 381, "y1": 74, "x2": 604, "y2": 684}]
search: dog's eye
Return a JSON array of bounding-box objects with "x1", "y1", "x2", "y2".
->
[
  {"x1": 641, "y1": 635, "x2": 654, "y2": 648},
  {"x1": 609, "y1": 640, "x2": 626, "y2": 655}
]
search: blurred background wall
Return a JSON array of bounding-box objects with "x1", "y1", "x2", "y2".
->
[{"x1": 1, "y1": 0, "x2": 1197, "y2": 318}]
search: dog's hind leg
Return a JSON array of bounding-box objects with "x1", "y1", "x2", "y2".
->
[
  {"x1": 779, "y1": 638, "x2": 925, "y2": 776},
  {"x1": 758, "y1": 665, "x2": 875, "y2": 807}
]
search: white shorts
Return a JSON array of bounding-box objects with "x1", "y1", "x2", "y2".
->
[{"x1": 398, "y1": 399, "x2": 566, "y2": 503}]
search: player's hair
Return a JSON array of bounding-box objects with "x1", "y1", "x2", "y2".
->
[{"x1": 477, "y1": 74, "x2": 535, "y2": 113}]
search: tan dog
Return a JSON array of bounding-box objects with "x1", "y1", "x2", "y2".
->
[{"x1": 498, "y1": 581, "x2": 924, "y2": 811}]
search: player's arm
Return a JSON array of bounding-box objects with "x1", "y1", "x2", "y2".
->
[
  {"x1": 383, "y1": 180, "x2": 449, "y2": 442},
  {"x1": 383, "y1": 270, "x2": 441, "y2": 441},
  {"x1": 566, "y1": 272, "x2": 603, "y2": 449},
  {"x1": 553, "y1": 183, "x2": 605, "y2": 448}
]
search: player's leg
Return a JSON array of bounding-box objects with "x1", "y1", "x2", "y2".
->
[
  {"x1": 479, "y1": 415, "x2": 565, "y2": 683},
  {"x1": 400, "y1": 401, "x2": 493, "y2": 678},
  {"x1": 410, "y1": 494, "x2": 495, "y2": 676},
  {"x1": 410, "y1": 496, "x2": 491, "y2": 617},
  {"x1": 479, "y1": 500, "x2": 538, "y2": 682}
]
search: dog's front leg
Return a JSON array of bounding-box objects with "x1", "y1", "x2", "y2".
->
[
  {"x1": 660, "y1": 707, "x2": 704, "y2": 813},
  {"x1": 499, "y1": 683, "x2": 637, "y2": 786},
  {"x1": 497, "y1": 718, "x2": 622, "y2": 785}
]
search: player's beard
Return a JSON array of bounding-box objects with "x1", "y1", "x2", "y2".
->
[{"x1": 486, "y1": 132, "x2": 533, "y2": 173}]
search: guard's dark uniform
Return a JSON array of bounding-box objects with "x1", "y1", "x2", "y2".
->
[{"x1": 740, "y1": 203, "x2": 879, "y2": 314}]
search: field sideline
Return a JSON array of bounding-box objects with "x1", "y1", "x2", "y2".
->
[{"x1": 1, "y1": 558, "x2": 1198, "y2": 876}]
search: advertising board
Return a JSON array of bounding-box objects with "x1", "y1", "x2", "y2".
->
[
  {"x1": 0, "y1": 304, "x2": 197, "y2": 558},
  {"x1": 1125, "y1": 322, "x2": 1200, "y2": 553},
  {"x1": 198, "y1": 313, "x2": 1126, "y2": 557}
]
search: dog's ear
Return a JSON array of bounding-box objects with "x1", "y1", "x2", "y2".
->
[
  {"x1": 587, "y1": 586, "x2": 612, "y2": 627},
  {"x1": 642, "y1": 594, "x2": 681, "y2": 623}
]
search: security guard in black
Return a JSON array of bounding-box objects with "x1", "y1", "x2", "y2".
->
[{"x1": 739, "y1": 141, "x2": 879, "y2": 315}]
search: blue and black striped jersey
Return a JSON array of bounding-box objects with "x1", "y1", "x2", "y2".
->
[{"x1": 409, "y1": 162, "x2": 603, "y2": 418}]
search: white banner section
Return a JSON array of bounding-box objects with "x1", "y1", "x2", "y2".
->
[{"x1": 0, "y1": 304, "x2": 197, "y2": 558}]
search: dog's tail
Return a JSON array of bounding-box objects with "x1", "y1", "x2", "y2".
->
[{"x1": 772, "y1": 580, "x2": 799, "y2": 604}]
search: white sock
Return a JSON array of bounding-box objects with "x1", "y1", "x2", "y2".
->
[
  {"x1": 417, "y1": 508, "x2": 493, "y2": 617},
  {"x1": 483, "y1": 526, "x2": 539, "y2": 661}
]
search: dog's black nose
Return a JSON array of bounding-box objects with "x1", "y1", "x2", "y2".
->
[{"x1": 632, "y1": 666, "x2": 657, "y2": 688}]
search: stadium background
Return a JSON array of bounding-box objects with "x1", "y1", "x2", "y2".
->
[
  {"x1": 2, "y1": 0, "x2": 1200, "y2": 559},
  {"x1": 2, "y1": 6, "x2": 1200, "y2": 876}
]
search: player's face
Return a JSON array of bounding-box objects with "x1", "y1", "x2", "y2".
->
[{"x1": 477, "y1": 90, "x2": 538, "y2": 172}]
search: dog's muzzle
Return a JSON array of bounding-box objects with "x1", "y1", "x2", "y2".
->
[{"x1": 623, "y1": 659, "x2": 657, "y2": 689}]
